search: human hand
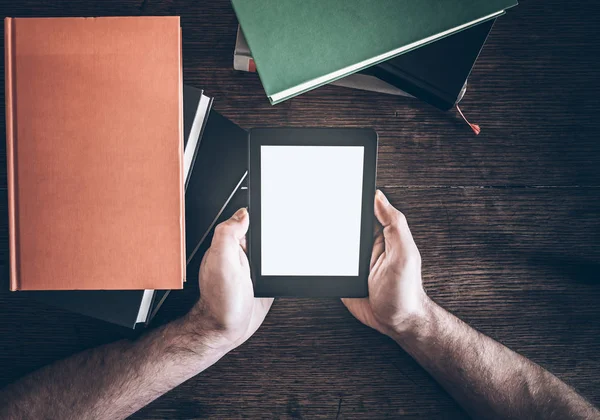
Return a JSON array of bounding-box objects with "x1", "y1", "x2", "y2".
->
[
  {"x1": 188, "y1": 208, "x2": 273, "y2": 351},
  {"x1": 342, "y1": 190, "x2": 429, "y2": 338}
]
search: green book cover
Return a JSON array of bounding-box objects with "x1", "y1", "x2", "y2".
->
[{"x1": 231, "y1": 0, "x2": 518, "y2": 105}]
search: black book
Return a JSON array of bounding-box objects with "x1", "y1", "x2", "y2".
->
[
  {"x1": 365, "y1": 19, "x2": 496, "y2": 111},
  {"x1": 21, "y1": 86, "x2": 213, "y2": 329},
  {"x1": 185, "y1": 111, "x2": 248, "y2": 264},
  {"x1": 149, "y1": 110, "x2": 249, "y2": 318}
]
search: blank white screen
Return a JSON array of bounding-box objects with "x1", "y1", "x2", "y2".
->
[{"x1": 261, "y1": 146, "x2": 364, "y2": 276}]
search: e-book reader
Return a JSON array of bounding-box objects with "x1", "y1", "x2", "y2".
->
[{"x1": 248, "y1": 128, "x2": 378, "y2": 297}]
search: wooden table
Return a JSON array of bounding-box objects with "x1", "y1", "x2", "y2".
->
[{"x1": 1, "y1": 1, "x2": 599, "y2": 418}]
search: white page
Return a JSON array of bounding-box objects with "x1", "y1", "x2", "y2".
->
[{"x1": 261, "y1": 146, "x2": 364, "y2": 276}]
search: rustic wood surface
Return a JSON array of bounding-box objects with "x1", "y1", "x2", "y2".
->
[{"x1": 1, "y1": 0, "x2": 599, "y2": 418}]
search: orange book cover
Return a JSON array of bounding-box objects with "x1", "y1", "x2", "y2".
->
[{"x1": 5, "y1": 17, "x2": 185, "y2": 291}]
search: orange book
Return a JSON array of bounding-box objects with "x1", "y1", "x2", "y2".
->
[{"x1": 5, "y1": 17, "x2": 185, "y2": 291}]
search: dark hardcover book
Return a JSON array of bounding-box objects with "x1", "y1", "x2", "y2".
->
[
  {"x1": 21, "y1": 86, "x2": 213, "y2": 329},
  {"x1": 366, "y1": 19, "x2": 496, "y2": 110},
  {"x1": 149, "y1": 111, "x2": 249, "y2": 318},
  {"x1": 231, "y1": 0, "x2": 516, "y2": 104},
  {"x1": 186, "y1": 185, "x2": 249, "y2": 269},
  {"x1": 184, "y1": 110, "x2": 248, "y2": 265},
  {"x1": 28, "y1": 289, "x2": 154, "y2": 328}
]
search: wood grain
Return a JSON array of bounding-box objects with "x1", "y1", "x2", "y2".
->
[{"x1": 1, "y1": 0, "x2": 599, "y2": 419}]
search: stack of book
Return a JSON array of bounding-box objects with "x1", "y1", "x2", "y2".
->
[
  {"x1": 231, "y1": 0, "x2": 518, "y2": 128},
  {"x1": 28, "y1": 87, "x2": 248, "y2": 328},
  {"x1": 4, "y1": 17, "x2": 249, "y2": 328},
  {"x1": 3, "y1": 3, "x2": 520, "y2": 327}
]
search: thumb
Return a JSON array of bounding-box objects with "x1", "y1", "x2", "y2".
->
[
  {"x1": 212, "y1": 208, "x2": 249, "y2": 246},
  {"x1": 373, "y1": 190, "x2": 421, "y2": 262},
  {"x1": 374, "y1": 190, "x2": 397, "y2": 228},
  {"x1": 373, "y1": 190, "x2": 408, "y2": 253}
]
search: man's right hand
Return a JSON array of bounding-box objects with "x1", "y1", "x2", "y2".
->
[
  {"x1": 189, "y1": 207, "x2": 273, "y2": 352},
  {"x1": 342, "y1": 190, "x2": 429, "y2": 338}
]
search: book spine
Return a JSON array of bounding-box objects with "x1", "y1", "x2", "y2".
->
[
  {"x1": 178, "y1": 26, "x2": 186, "y2": 285},
  {"x1": 5, "y1": 18, "x2": 19, "y2": 291}
]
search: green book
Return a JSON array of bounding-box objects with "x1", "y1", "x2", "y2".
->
[{"x1": 231, "y1": 0, "x2": 518, "y2": 105}]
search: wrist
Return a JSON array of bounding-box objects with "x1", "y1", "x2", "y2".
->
[
  {"x1": 138, "y1": 314, "x2": 232, "y2": 378},
  {"x1": 178, "y1": 308, "x2": 238, "y2": 355},
  {"x1": 386, "y1": 294, "x2": 437, "y2": 344}
]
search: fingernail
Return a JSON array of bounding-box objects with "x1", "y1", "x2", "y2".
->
[
  {"x1": 377, "y1": 190, "x2": 388, "y2": 204},
  {"x1": 232, "y1": 207, "x2": 247, "y2": 221}
]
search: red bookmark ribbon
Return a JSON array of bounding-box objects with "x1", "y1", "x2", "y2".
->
[{"x1": 456, "y1": 105, "x2": 481, "y2": 135}]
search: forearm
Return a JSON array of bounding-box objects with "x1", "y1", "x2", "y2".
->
[
  {"x1": 0, "y1": 313, "x2": 229, "y2": 420},
  {"x1": 393, "y1": 298, "x2": 599, "y2": 420}
]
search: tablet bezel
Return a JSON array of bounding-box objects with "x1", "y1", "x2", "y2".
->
[{"x1": 248, "y1": 128, "x2": 378, "y2": 297}]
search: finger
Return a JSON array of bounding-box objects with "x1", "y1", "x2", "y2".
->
[
  {"x1": 374, "y1": 190, "x2": 403, "y2": 250},
  {"x1": 341, "y1": 297, "x2": 362, "y2": 309},
  {"x1": 240, "y1": 234, "x2": 247, "y2": 254},
  {"x1": 257, "y1": 297, "x2": 274, "y2": 313},
  {"x1": 250, "y1": 298, "x2": 273, "y2": 323},
  {"x1": 233, "y1": 298, "x2": 275, "y2": 347},
  {"x1": 341, "y1": 297, "x2": 369, "y2": 319},
  {"x1": 374, "y1": 190, "x2": 418, "y2": 253},
  {"x1": 341, "y1": 297, "x2": 353, "y2": 310},
  {"x1": 212, "y1": 208, "x2": 249, "y2": 247},
  {"x1": 370, "y1": 213, "x2": 384, "y2": 270},
  {"x1": 370, "y1": 230, "x2": 385, "y2": 269},
  {"x1": 373, "y1": 216, "x2": 383, "y2": 238},
  {"x1": 374, "y1": 190, "x2": 401, "y2": 228}
]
